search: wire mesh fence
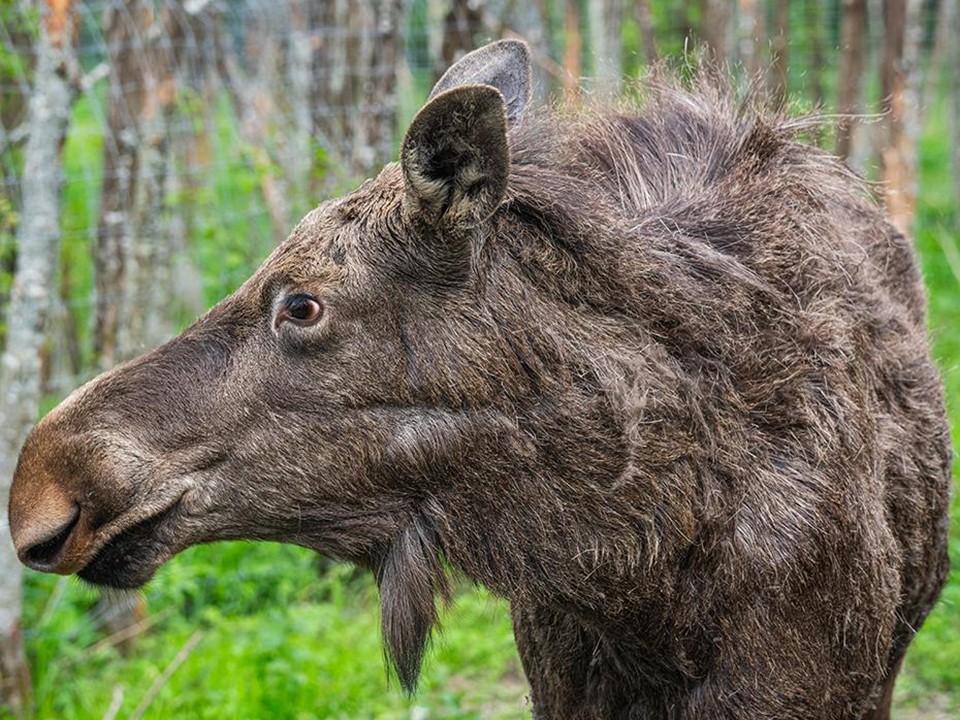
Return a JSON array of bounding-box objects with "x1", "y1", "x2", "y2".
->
[{"x1": 1, "y1": 1, "x2": 959, "y2": 717}]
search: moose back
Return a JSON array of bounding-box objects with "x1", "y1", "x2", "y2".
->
[{"x1": 8, "y1": 41, "x2": 951, "y2": 719}]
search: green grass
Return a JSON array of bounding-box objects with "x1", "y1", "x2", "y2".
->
[
  {"x1": 19, "y1": 549, "x2": 524, "y2": 720},
  {"x1": 7, "y1": 84, "x2": 960, "y2": 720}
]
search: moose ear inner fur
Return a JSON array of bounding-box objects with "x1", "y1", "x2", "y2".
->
[
  {"x1": 400, "y1": 84, "x2": 510, "y2": 231},
  {"x1": 376, "y1": 514, "x2": 451, "y2": 694},
  {"x1": 427, "y1": 39, "x2": 531, "y2": 124}
]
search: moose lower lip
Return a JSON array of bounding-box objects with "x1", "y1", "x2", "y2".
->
[{"x1": 77, "y1": 502, "x2": 180, "y2": 589}]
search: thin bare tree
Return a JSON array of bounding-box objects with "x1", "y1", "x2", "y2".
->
[
  {"x1": 880, "y1": 0, "x2": 923, "y2": 235},
  {"x1": 503, "y1": 0, "x2": 551, "y2": 102},
  {"x1": 215, "y1": 4, "x2": 292, "y2": 242},
  {"x1": 769, "y1": 0, "x2": 791, "y2": 106},
  {"x1": 737, "y1": 0, "x2": 766, "y2": 79},
  {"x1": 313, "y1": 0, "x2": 406, "y2": 180},
  {"x1": 921, "y1": 0, "x2": 954, "y2": 109},
  {"x1": 562, "y1": 0, "x2": 581, "y2": 105},
  {"x1": 635, "y1": 0, "x2": 658, "y2": 66},
  {"x1": 805, "y1": 0, "x2": 826, "y2": 107},
  {"x1": 94, "y1": 0, "x2": 151, "y2": 370},
  {"x1": 431, "y1": 0, "x2": 488, "y2": 82},
  {"x1": 121, "y1": 2, "x2": 179, "y2": 358},
  {"x1": 588, "y1": 0, "x2": 624, "y2": 94},
  {"x1": 951, "y1": 0, "x2": 960, "y2": 224},
  {"x1": 836, "y1": 0, "x2": 868, "y2": 162},
  {"x1": 699, "y1": 0, "x2": 731, "y2": 66},
  {"x1": 0, "y1": 0, "x2": 78, "y2": 714}
]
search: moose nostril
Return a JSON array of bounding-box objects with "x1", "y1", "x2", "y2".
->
[{"x1": 21, "y1": 505, "x2": 81, "y2": 570}]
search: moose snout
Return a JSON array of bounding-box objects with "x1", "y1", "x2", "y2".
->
[{"x1": 8, "y1": 418, "x2": 99, "y2": 575}]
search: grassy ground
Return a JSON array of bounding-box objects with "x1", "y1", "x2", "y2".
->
[{"x1": 7, "y1": 98, "x2": 960, "y2": 720}]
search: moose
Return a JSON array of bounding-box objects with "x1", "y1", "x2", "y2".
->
[{"x1": 8, "y1": 41, "x2": 951, "y2": 718}]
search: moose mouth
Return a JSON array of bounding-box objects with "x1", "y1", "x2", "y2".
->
[{"x1": 77, "y1": 502, "x2": 182, "y2": 589}]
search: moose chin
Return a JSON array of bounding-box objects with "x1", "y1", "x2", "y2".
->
[{"x1": 8, "y1": 40, "x2": 951, "y2": 720}]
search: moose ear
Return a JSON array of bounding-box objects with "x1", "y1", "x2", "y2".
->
[
  {"x1": 428, "y1": 39, "x2": 531, "y2": 124},
  {"x1": 401, "y1": 84, "x2": 509, "y2": 229}
]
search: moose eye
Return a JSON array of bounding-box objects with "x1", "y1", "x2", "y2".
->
[{"x1": 277, "y1": 294, "x2": 324, "y2": 328}]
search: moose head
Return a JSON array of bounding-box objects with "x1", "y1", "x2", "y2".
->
[{"x1": 9, "y1": 40, "x2": 542, "y2": 690}]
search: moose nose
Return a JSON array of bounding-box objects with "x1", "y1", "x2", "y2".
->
[
  {"x1": 16, "y1": 503, "x2": 82, "y2": 572},
  {"x1": 8, "y1": 417, "x2": 96, "y2": 575}
]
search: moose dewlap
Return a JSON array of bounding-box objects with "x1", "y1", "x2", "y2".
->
[{"x1": 8, "y1": 41, "x2": 951, "y2": 719}]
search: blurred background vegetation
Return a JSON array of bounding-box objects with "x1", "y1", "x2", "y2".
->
[{"x1": 0, "y1": 0, "x2": 958, "y2": 718}]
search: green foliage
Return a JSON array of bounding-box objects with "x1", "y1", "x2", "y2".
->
[
  {"x1": 892, "y1": 97, "x2": 960, "y2": 714},
  {"x1": 16, "y1": 546, "x2": 523, "y2": 720}
]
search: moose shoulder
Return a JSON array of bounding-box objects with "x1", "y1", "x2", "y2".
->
[{"x1": 8, "y1": 40, "x2": 951, "y2": 719}]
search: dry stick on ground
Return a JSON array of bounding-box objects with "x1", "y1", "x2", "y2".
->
[
  {"x1": 0, "y1": 0, "x2": 79, "y2": 715},
  {"x1": 37, "y1": 577, "x2": 69, "y2": 628},
  {"x1": 129, "y1": 631, "x2": 203, "y2": 720},
  {"x1": 78, "y1": 609, "x2": 173, "y2": 662},
  {"x1": 101, "y1": 686, "x2": 124, "y2": 720},
  {"x1": 933, "y1": 230, "x2": 960, "y2": 290}
]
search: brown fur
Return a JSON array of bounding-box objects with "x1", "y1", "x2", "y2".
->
[{"x1": 8, "y1": 42, "x2": 951, "y2": 718}]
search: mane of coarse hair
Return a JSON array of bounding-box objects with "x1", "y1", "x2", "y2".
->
[
  {"x1": 505, "y1": 68, "x2": 844, "y2": 220},
  {"x1": 493, "y1": 70, "x2": 908, "y2": 373}
]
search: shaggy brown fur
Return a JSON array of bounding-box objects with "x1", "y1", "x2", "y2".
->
[{"x1": 9, "y1": 41, "x2": 951, "y2": 719}]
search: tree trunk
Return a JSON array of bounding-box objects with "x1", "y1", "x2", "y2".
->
[
  {"x1": 121, "y1": 3, "x2": 179, "y2": 359},
  {"x1": 836, "y1": 0, "x2": 868, "y2": 162},
  {"x1": 502, "y1": 0, "x2": 552, "y2": 102},
  {"x1": 923, "y1": 0, "x2": 956, "y2": 109},
  {"x1": 880, "y1": 0, "x2": 923, "y2": 235},
  {"x1": 635, "y1": 0, "x2": 658, "y2": 66},
  {"x1": 288, "y1": 0, "x2": 316, "y2": 205},
  {"x1": 950, "y1": 0, "x2": 960, "y2": 222},
  {"x1": 769, "y1": 0, "x2": 791, "y2": 107},
  {"x1": 805, "y1": 0, "x2": 825, "y2": 107},
  {"x1": 313, "y1": 0, "x2": 406, "y2": 180},
  {"x1": 0, "y1": 1, "x2": 78, "y2": 715},
  {"x1": 433, "y1": 0, "x2": 487, "y2": 83},
  {"x1": 737, "y1": 0, "x2": 765, "y2": 80},
  {"x1": 215, "y1": 6, "x2": 291, "y2": 242},
  {"x1": 93, "y1": 0, "x2": 150, "y2": 370},
  {"x1": 562, "y1": 0, "x2": 581, "y2": 106},
  {"x1": 588, "y1": 0, "x2": 624, "y2": 94},
  {"x1": 164, "y1": 0, "x2": 217, "y2": 303},
  {"x1": 699, "y1": 0, "x2": 731, "y2": 66}
]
